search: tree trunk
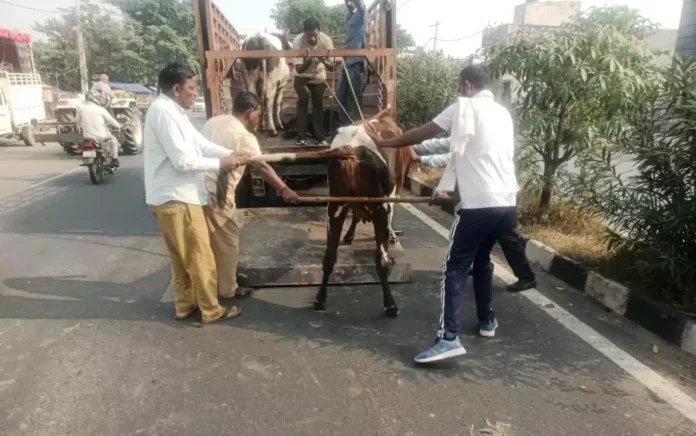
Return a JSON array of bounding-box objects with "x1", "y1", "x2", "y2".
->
[{"x1": 539, "y1": 161, "x2": 556, "y2": 210}]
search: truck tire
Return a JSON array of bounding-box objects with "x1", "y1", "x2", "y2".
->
[
  {"x1": 121, "y1": 107, "x2": 143, "y2": 155},
  {"x1": 56, "y1": 111, "x2": 80, "y2": 155},
  {"x1": 21, "y1": 126, "x2": 35, "y2": 147}
]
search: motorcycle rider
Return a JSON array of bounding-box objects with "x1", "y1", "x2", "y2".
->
[{"x1": 77, "y1": 90, "x2": 122, "y2": 167}]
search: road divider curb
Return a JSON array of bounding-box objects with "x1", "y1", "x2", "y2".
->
[{"x1": 405, "y1": 175, "x2": 696, "y2": 359}]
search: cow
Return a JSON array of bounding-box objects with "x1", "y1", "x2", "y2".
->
[
  {"x1": 235, "y1": 32, "x2": 292, "y2": 136},
  {"x1": 253, "y1": 108, "x2": 413, "y2": 317}
]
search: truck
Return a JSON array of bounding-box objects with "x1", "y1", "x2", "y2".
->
[
  {"x1": 190, "y1": 0, "x2": 412, "y2": 290},
  {"x1": 193, "y1": 0, "x2": 397, "y2": 208},
  {"x1": 0, "y1": 72, "x2": 46, "y2": 146}
]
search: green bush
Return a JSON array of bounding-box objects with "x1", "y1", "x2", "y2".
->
[
  {"x1": 395, "y1": 53, "x2": 461, "y2": 130},
  {"x1": 583, "y1": 57, "x2": 696, "y2": 310}
]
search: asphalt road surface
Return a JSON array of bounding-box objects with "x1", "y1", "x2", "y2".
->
[{"x1": 1, "y1": 122, "x2": 696, "y2": 436}]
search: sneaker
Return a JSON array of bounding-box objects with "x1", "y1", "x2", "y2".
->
[
  {"x1": 479, "y1": 318, "x2": 499, "y2": 338},
  {"x1": 506, "y1": 280, "x2": 537, "y2": 292},
  {"x1": 295, "y1": 138, "x2": 307, "y2": 146},
  {"x1": 414, "y1": 337, "x2": 467, "y2": 363},
  {"x1": 314, "y1": 140, "x2": 329, "y2": 146}
]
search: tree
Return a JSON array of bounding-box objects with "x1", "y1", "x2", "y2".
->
[
  {"x1": 33, "y1": 1, "x2": 144, "y2": 90},
  {"x1": 396, "y1": 52, "x2": 461, "y2": 130},
  {"x1": 581, "y1": 58, "x2": 696, "y2": 309},
  {"x1": 271, "y1": 0, "x2": 346, "y2": 35},
  {"x1": 485, "y1": 6, "x2": 658, "y2": 209},
  {"x1": 397, "y1": 25, "x2": 415, "y2": 53},
  {"x1": 33, "y1": 0, "x2": 198, "y2": 90},
  {"x1": 109, "y1": 0, "x2": 199, "y2": 84}
]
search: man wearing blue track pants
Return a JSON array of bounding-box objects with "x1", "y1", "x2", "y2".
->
[{"x1": 364, "y1": 65, "x2": 520, "y2": 363}]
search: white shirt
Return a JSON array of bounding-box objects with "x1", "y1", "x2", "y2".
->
[
  {"x1": 144, "y1": 95, "x2": 232, "y2": 206},
  {"x1": 201, "y1": 115, "x2": 261, "y2": 204},
  {"x1": 76, "y1": 101, "x2": 120, "y2": 142},
  {"x1": 434, "y1": 90, "x2": 519, "y2": 209}
]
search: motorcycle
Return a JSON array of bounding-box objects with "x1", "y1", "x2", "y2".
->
[{"x1": 81, "y1": 138, "x2": 118, "y2": 185}]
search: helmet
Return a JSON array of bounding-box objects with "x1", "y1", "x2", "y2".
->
[{"x1": 85, "y1": 90, "x2": 109, "y2": 107}]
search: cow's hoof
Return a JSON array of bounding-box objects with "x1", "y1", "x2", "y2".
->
[
  {"x1": 313, "y1": 300, "x2": 326, "y2": 311},
  {"x1": 384, "y1": 305, "x2": 400, "y2": 318},
  {"x1": 340, "y1": 238, "x2": 354, "y2": 246},
  {"x1": 268, "y1": 131, "x2": 279, "y2": 137}
]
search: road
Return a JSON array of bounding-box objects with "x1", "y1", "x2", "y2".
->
[{"x1": 1, "y1": 124, "x2": 696, "y2": 436}]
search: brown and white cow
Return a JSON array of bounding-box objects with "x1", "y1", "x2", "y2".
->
[
  {"x1": 235, "y1": 32, "x2": 291, "y2": 136},
  {"x1": 257, "y1": 108, "x2": 413, "y2": 317}
]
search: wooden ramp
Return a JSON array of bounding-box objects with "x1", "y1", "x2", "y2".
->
[{"x1": 236, "y1": 207, "x2": 413, "y2": 287}]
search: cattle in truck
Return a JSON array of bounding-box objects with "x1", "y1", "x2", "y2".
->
[{"x1": 234, "y1": 32, "x2": 292, "y2": 137}]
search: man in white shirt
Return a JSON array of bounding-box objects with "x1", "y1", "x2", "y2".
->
[
  {"x1": 202, "y1": 92, "x2": 299, "y2": 300},
  {"x1": 365, "y1": 65, "x2": 521, "y2": 362},
  {"x1": 76, "y1": 89, "x2": 121, "y2": 166},
  {"x1": 144, "y1": 62, "x2": 252, "y2": 324}
]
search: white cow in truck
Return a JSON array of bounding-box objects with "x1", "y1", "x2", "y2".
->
[
  {"x1": 0, "y1": 71, "x2": 46, "y2": 146},
  {"x1": 235, "y1": 32, "x2": 291, "y2": 136}
]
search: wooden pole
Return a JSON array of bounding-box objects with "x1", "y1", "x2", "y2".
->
[{"x1": 297, "y1": 196, "x2": 431, "y2": 204}]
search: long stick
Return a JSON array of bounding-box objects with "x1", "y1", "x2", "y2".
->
[{"x1": 297, "y1": 196, "x2": 431, "y2": 204}]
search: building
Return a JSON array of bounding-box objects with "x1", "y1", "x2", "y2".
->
[
  {"x1": 481, "y1": 0, "x2": 581, "y2": 49},
  {"x1": 676, "y1": 0, "x2": 696, "y2": 59}
]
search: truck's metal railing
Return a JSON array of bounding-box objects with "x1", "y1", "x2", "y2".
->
[{"x1": 205, "y1": 48, "x2": 396, "y2": 117}]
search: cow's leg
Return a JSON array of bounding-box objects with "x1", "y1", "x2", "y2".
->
[
  {"x1": 314, "y1": 203, "x2": 349, "y2": 311},
  {"x1": 373, "y1": 204, "x2": 399, "y2": 317},
  {"x1": 264, "y1": 84, "x2": 278, "y2": 136},
  {"x1": 273, "y1": 81, "x2": 285, "y2": 132},
  {"x1": 341, "y1": 215, "x2": 358, "y2": 245},
  {"x1": 387, "y1": 201, "x2": 400, "y2": 244}
]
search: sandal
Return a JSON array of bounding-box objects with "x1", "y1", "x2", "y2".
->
[
  {"x1": 201, "y1": 306, "x2": 242, "y2": 324},
  {"x1": 174, "y1": 308, "x2": 199, "y2": 321}
]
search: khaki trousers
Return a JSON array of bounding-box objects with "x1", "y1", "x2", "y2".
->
[
  {"x1": 205, "y1": 197, "x2": 240, "y2": 299},
  {"x1": 150, "y1": 201, "x2": 224, "y2": 322}
]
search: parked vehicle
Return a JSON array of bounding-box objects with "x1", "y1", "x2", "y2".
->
[
  {"x1": 35, "y1": 90, "x2": 144, "y2": 156},
  {"x1": 0, "y1": 72, "x2": 46, "y2": 146},
  {"x1": 81, "y1": 137, "x2": 117, "y2": 185}
]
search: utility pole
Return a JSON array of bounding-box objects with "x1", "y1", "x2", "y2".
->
[
  {"x1": 430, "y1": 21, "x2": 440, "y2": 52},
  {"x1": 75, "y1": 0, "x2": 89, "y2": 94}
]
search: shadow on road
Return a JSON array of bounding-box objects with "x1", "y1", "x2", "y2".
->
[{"x1": 0, "y1": 266, "x2": 636, "y2": 399}]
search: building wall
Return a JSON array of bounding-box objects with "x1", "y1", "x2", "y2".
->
[
  {"x1": 676, "y1": 0, "x2": 696, "y2": 59},
  {"x1": 513, "y1": 0, "x2": 581, "y2": 27}
]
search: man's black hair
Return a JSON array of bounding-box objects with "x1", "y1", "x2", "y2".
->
[
  {"x1": 158, "y1": 61, "x2": 196, "y2": 93},
  {"x1": 458, "y1": 65, "x2": 489, "y2": 90},
  {"x1": 232, "y1": 91, "x2": 260, "y2": 115},
  {"x1": 303, "y1": 17, "x2": 321, "y2": 32}
]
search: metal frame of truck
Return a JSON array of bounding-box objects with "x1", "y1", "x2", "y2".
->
[{"x1": 193, "y1": 0, "x2": 398, "y2": 208}]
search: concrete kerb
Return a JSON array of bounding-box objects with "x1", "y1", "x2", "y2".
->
[{"x1": 405, "y1": 175, "x2": 696, "y2": 358}]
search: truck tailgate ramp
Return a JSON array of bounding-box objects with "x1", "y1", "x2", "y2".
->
[{"x1": 236, "y1": 207, "x2": 413, "y2": 287}]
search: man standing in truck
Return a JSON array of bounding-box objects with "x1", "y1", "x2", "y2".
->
[
  {"x1": 292, "y1": 18, "x2": 336, "y2": 146},
  {"x1": 202, "y1": 92, "x2": 300, "y2": 300},
  {"x1": 337, "y1": 0, "x2": 366, "y2": 126}
]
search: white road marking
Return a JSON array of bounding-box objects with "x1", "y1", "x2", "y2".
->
[
  {"x1": 31, "y1": 166, "x2": 82, "y2": 189},
  {"x1": 399, "y1": 203, "x2": 696, "y2": 426},
  {"x1": 161, "y1": 283, "x2": 173, "y2": 303}
]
